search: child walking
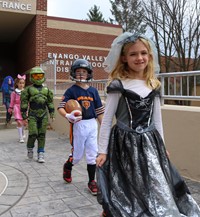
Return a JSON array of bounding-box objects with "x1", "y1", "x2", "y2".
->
[
  {"x1": 8, "y1": 74, "x2": 26, "y2": 143},
  {"x1": 96, "y1": 32, "x2": 200, "y2": 216},
  {"x1": 57, "y1": 59, "x2": 104, "y2": 195},
  {"x1": 20, "y1": 67, "x2": 55, "y2": 163},
  {"x1": 1, "y1": 76, "x2": 14, "y2": 124}
]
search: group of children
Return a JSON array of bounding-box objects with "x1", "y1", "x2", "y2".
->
[
  {"x1": 57, "y1": 33, "x2": 200, "y2": 216},
  {"x1": 1, "y1": 32, "x2": 200, "y2": 216},
  {"x1": 1, "y1": 67, "x2": 55, "y2": 163}
]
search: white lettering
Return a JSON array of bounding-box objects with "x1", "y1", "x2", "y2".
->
[
  {"x1": 27, "y1": 4, "x2": 31, "y2": 11},
  {"x1": 68, "y1": 54, "x2": 74, "y2": 59},
  {"x1": 97, "y1": 62, "x2": 102, "y2": 67},
  {"x1": 47, "y1": 52, "x2": 106, "y2": 73},
  {"x1": 0, "y1": 1, "x2": 32, "y2": 11},
  {"x1": 74, "y1": 54, "x2": 79, "y2": 59},
  {"x1": 15, "y1": 2, "x2": 20, "y2": 10},
  {"x1": 53, "y1": 53, "x2": 57, "y2": 58},
  {"x1": 65, "y1": 60, "x2": 73, "y2": 66},
  {"x1": 57, "y1": 67, "x2": 69, "y2": 73},
  {"x1": 2, "y1": 1, "x2": 8, "y2": 7},
  {"x1": 60, "y1": 60, "x2": 65, "y2": 65},
  {"x1": 48, "y1": 53, "x2": 52, "y2": 58},
  {"x1": 56, "y1": 67, "x2": 61, "y2": 72},
  {"x1": 58, "y1": 53, "x2": 63, "y2": 59},
  {"x1": 49, "y1": 60, "x2": 55, "y2": 65},
  {"x1": 82, "y1": 55, "x2": 104, "y2": 62},
  {"x1": 63, "y1": 54, "x2": 68, "y2": 59},
  {"x1": 9, "y1": 2, "x2": 14, "y2": 9}
]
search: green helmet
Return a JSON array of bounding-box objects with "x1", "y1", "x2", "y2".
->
[{"x1": 30, "y1": 67, "x2": 45, "y2": 85}]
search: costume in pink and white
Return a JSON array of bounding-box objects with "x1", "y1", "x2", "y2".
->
[{"x1": 9, "y1": 88, "x2": 23, "y2": 121}]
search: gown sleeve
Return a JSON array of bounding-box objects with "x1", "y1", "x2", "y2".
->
[
  {"x1": 152, "y1": 95, "x2": 165, "y2": 141},
  {"x1": 98, "y1": 92, "x2": 120, "y2": 154}
]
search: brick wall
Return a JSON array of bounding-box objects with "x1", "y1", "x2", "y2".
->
[
  {"x1": 36, "y1": 0, "x2": 47, "y2": 11},
  {"x1": 15, "y1": 0, "x2": 121, "y2": 81},
  {"x1": 16, "y1": 0, "x2": 47, "y2": 74},
  {"x1": 35, "y1": 15, "x2": 47, "y2": 66},
  {"x1": 46, "y1": 18, "x2": 122, "y2": 80},
  {"x1": 46, "y1": 27, "x2": 117, "y2": 80},
  {"x1": 47, "y1": 29, "x2": 117, "y2": 48},
  {"x1": 35, "y1": 0, "x2": 47, "y2": 66}
]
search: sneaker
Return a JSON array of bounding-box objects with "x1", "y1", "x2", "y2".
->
[
  {"x1": 88, "y1": 180, "x2": 98, "y2": 195},
  {"x1": 38, "y1": 152, "x2": 45, "y2": 163},
  {"x1": 63, "y1": 162, "x2": 72, "y2": 183},
  {"x1": 27, "y1": 148, "x2": 33, "y2": 159},
  {"x1": 19, "y1": 138, "x2": 24, "y2": 143}
]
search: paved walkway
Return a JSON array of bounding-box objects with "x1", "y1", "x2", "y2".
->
[
  {"x1": 0, "y1": 128, "x2": 200, "y2": 217},
  {"x1": 0, "y1": 128, "x2": 102, "y2": 217}
]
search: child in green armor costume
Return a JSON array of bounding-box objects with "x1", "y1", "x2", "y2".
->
[{"x1": 21, "y1": 67, "x2": 55, "y2": 163}]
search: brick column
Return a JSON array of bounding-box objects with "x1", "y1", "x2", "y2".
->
[{"x1": 35, "y1": 0, "x2": 47, "y2": 66}]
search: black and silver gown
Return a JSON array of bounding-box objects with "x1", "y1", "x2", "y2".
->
[{"x1": 97, "y1": 79, "x2": 200, "y2": 217}]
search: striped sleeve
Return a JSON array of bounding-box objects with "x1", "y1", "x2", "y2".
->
[
  {"x1": 57, "y1": 100, "x2": 66, "y2": 109},
  {"x1": 95, "y1": 105, "x2": 105, "y2": 116},
  {"x1": 57, "y1": 88, "x2": 72, "y2": 110}
]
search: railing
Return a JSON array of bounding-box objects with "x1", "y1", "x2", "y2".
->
[
  {"x1": 159, "y1": 70, "x2": 200, "y2": 105},
  {"x1": 40, "y1": 56, "x2": 200, "y2": 103},
  {"x1": 54, "y1": 79, "x2": 108, "y2": 99},
  {"x1": 51, "y1": 70, "x2": 200, "y2": 105}
]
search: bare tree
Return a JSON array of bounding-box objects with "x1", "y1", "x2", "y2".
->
[
  {"x1": 142, "y1": 0, "x2": 200, "y2": 72},
  {"x1": 142, "y1": 0, "x2": 200, "y2": 105},
  {"x1": 110, "y1": 0, "x2": 147, "y2": 33}
]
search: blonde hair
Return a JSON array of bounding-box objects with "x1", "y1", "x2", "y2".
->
[{"x1": 108, "y1": 38, "x2": 161, "y2": 89}]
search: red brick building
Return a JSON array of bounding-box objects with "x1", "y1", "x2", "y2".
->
[{"x1": 0, "y1": 0, "x2": 122, "y2": 85}]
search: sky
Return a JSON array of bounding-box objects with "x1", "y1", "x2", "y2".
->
[{"x1": 47, "y1": 0, "x2": 114, "y2": 21}]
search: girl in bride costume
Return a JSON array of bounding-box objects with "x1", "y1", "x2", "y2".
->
[{"x1": 96, "y1": 32, "x2": 200, "y2": 217}]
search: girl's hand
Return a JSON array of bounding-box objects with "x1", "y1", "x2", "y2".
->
[
  {"x1": 23, "y1": 119, "x2": 28, "y2": 126},
  {"x1": 8, "y1": 108, "x2": 12, "y2": 114},
  {"x1": 96, "y1": 154, "x2": 107, "y2": 167}
]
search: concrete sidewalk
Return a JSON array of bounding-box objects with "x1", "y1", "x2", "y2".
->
[
  {"x1": 0, "y1": 128, "x2": 102, "y2": 217},
  {"x1": 0, "y1": 128, "x2": 199, "y2": 217}
]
